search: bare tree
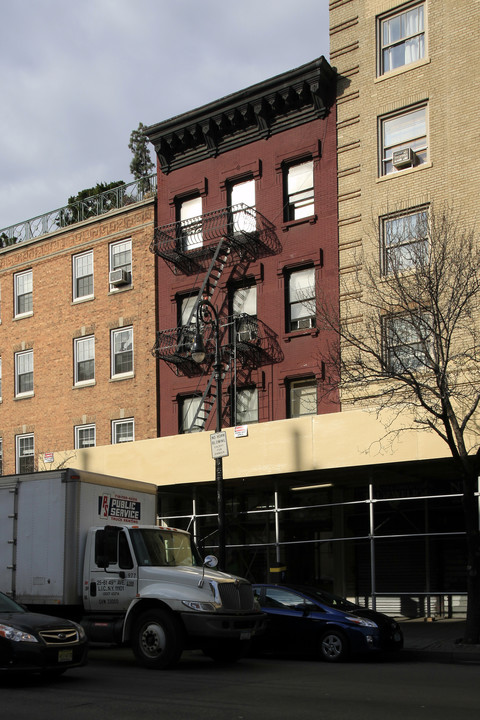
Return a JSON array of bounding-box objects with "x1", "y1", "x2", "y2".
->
[{"x1": 318, "y1": 205, "x2": 480, "y2": 643}]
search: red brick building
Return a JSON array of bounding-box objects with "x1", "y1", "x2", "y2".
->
[
  {"x1": 146, "y1": 58, "x2": 339, "y2": 438},
  {"x1": 0, "y1": 192, "x2": 157, "y2": 476}
]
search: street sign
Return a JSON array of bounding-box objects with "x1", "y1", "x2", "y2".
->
[{"x1": 210, "y1": 431, "x2": 229, "y2": 459}]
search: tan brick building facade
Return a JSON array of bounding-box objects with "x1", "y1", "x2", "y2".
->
[
  {"x1": 0, "y1": 199, "x2": 157, "y2": 475},
  {"x1": 330, "y1": 0, "x2": 480, "y2": 403}
]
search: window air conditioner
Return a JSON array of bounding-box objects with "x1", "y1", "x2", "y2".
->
[
  {"x1": 109, "y1": 269, "x2": 130, "y2": 286},
  {"x1": 392, "y1": 147, "x2": 415, "y2": 169},
  {"x1": 294, "y1": 317, "x2": 315, "y2": 330}
]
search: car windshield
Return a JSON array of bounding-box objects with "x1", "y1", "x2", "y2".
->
[
  {"x1": 300, "y1": 587, "x2": 358, "y2": 612},
  {"x1": 0, "y1": 593, "x2": 25, "y2": 613},
  {"x1": 130, "y1": 528, "x2": 201, "y2": 567}
]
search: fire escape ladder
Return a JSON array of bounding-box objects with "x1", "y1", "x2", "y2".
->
[
  {"x1": 187, "y1": 357, "x2": 231, "y2": 433},
  {"x1": 175, "y1": 237, "x2": 232, "y2": 353}
]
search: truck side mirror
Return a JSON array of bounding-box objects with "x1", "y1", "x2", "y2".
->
[{"x1": 203, "y1": 555, "x2": 218, "y2": 569}]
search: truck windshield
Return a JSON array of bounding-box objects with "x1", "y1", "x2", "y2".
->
[{"x1": 130, "y1": 528, "x2": 200, "y2": 567}]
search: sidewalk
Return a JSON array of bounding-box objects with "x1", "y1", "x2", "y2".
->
[{"x1": 399, "y1": 618, "x2": 480, "y2": 664}]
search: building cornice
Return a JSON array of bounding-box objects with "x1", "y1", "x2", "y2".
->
[{"x1": 145, "y1": 57, "x2": 336, "y2": 174}]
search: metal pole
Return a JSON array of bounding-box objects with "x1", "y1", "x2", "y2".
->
[
  {"x1": 193, "y1": 299, "x2": 226, "y2": 571},
  {"x1": 369, "y1": 483, "x2": 376, "y2": 611},
  {"x1": 214, "y1": 326, "x2": 226, "y2": 570}
]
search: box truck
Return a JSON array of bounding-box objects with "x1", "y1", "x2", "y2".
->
[{"x1": 0, "y1": 469, "x2": 264, "y2": 669}]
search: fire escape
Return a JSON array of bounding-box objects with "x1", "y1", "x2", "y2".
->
[{"x1": 150, "y1": 204, "x2": 283, "y2": 432}]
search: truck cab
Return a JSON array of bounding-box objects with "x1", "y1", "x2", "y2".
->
[{"x1": 82, "y1": 524, "x2": 264, "y2": 667}]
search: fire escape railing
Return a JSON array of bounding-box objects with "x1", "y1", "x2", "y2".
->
[
  {"x1": 150, "y1": 203, "x2": 280, "y2": 275},
  {"x1": 152, "y1": 315, "x2": 283, "y2": 376}
]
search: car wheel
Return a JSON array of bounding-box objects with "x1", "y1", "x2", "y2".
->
[
  {"x1": 320, "y1": 629, "x2": 349, "y2": 662},
  {"x1": 132, "y1": 609, "x2": 183, "y2": 669}
]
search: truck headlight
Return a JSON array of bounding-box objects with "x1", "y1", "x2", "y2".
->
[
  {"x1": 0, "y1": 624, "x2": 39, "y2": 643},
  {"x1": 182, "y1": 601, "x2": 216, "y2": 612}
]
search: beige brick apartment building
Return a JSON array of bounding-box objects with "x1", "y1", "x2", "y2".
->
[
  {"x1": 0, "y1": 191, "x2": 157, "y2": 475},
  {"x1": 330, "y1": 0, "x2": 480, "y2": 347}
]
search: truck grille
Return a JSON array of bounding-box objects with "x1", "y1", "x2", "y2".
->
[
  {"x1": 38, "y1": 628, "x2": 80, "y2": 645},
  {"x1": 217, "y1": 582, "x2": 254, "y2": 611}
]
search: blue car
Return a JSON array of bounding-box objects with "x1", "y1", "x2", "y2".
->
[{"x1": 252, "y1": 584, "x2": 403, "y2": 662}]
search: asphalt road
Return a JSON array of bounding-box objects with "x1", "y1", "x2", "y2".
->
[{"x1": 1, "y1": 646, "x2": 479, "y2": 720}]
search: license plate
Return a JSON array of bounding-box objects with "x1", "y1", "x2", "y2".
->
[
  {"x1": 58, "y1": 649, "x2": 73, "y2": 663},
  {"x1": 240, "y1": 632, "x2": 251, "y2": 640}
]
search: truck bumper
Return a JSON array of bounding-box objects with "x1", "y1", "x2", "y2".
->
[{"x1": 180, "y1": 611, "x2": 266, "y2": 640}]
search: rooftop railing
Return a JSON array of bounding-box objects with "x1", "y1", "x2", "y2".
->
[{"x1": 0, "y1": 174, "x2": 157, "y2": 247}]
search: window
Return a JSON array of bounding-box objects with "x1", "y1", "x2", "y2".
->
[
  {"x1": 0, "y1": 356, "x2": 2, "y2": 400},
  {"x1": 232, "y1": 284, "x2": 257, "y2": 342},
  {"x1": 287, "y1": 267, "x2": 316, "y2": 331},
  {"x1": 384, "y1": 314, "x2": 431, "y2": 373},
  {"x1": 179, "y1": 395, "x2": 205, "y2": 434},
  {"x1": 386, "y1": 313, "x2": 432, "y2": 372},
  {"x1": 284, "y1": 159, "x2": 314, "y2": 221},
  {"x1": 229, "y1": 178, "x2": 256, "y2": 233},
  {"x1": 379, "y1": 3, "x2": 425, "y2": 75},
  {"x1": 112, "y1": 419, "x2": 135, "y2": 444},
  {"x1": 382, "y1": 208, "x2": 429, "y2": 273},
  {"x1": 16, "y1": 434, "x2": 34, "y2": 473},
  {"x1": 74, "y1": 336, "x2": 95, "y2": 384},
  {"x1": 288, "y1": 378, "x2": 317, "y2": 418},
  {"x1": 75, "y1": 424, "x2": 96, "y2": 449},
  {"x1": 234, "y1": 387, "x2": 258, "y2": 425},
  {"x1": 15, "y1": 350, "x2": 33, "y2": 396},
  {"x1": 109, "y1": 239, "x2": 132, "y2": 288},
  {"x1": 73, "y1": 250, "x2": 93, "y2": 300},
  {"x1": 111, "y1": 327, "x2": 133, "y2": 377},
  {"x1": 178, "y1": 196, "x2": 203, "y2": 251},
  {"x1": 380, "y1": 105, "x2": 427, "y2": 175},
  {"x1": 177, "y1": 294, "x2": 197, "y2": 353},
  {"x1": 0, "y1": 438, "x2": 2, "y2": 476},
  {"x1": 14, "y1": 270, "x2": 33, "y2": 316}
]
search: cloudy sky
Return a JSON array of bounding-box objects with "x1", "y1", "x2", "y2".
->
[{"x1": 0, "y1": 0, "x2": 330, "y2": 231}]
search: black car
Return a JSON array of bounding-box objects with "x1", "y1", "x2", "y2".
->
[
  {"x1": 252, "y1": 584, "x2": 403, "y2": 662},
  {"x1": 0, "y1": 592, "x2": 88, "y2": 675}
]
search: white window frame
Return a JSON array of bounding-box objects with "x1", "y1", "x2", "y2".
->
[
  {"x1": 288, "y1": 378, "x2": 317, "y2": 418},
  {"x1": 111, "y1": 327, "x2": 134, "y2": 378},
  {"x1": 229, "y1": 178, "x2": 256, "y2": 234},
  {"x1": 382, "y1": 207, "x2": 429, "y2": 274},
  {"x1": 378, "y1": 2, "x2": 425, "y2": 76},
  {"x1": 234, "y1": 387, "x2": 259, "y2": 425},
  {"x1": 384, "y1": 313, "x2": 432, "y2": 373},
  {"x1": 287, "y1": 267, "x2": 316, "y2": 332},
  {"x1": 75, "y1": 424, "x2": 96, "y2": 449},
  {"x1": 179, "y1": 196, "x2": 203, "y2": 251},
  {"x1": 74, "y1": 336, "x2": 95, "y2": 385},
  {"x1": 73, "y1": 250, "x2": 94, "y2": 301},
  {"x1": 14, "y1": 270, "x2": 33, "y2": 317},
  {"x1": 380, "y1": 104, "x2": 428, "y2": 176},
  {"x1": 180, "y1": 395, "x2": 204, "y2": 434},
  {"x1": 284, "y1": 159, "x2": 314, "y2": 221},
  {"x1": 16, "y1": 433, "x2": 34, "y2": 473},
  {"x1": 15, "y1": 349, "x2": 33, "y2": 397},
  {"x1": 112, "y1": 419, "x2": 135, "y2": 444},
  {"x1": 109, "y1": 239, "x2": 132, "y2": 290}
]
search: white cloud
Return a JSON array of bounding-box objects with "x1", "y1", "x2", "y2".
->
[{"x1": 0, "y1": 0, "x2": 329, "y2": 229}]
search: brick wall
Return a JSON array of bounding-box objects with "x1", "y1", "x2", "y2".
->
[{"x1": 0, "y1": 200, "x2": 157, "y2": 475}]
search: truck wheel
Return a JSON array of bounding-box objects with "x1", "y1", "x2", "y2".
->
[
  {"x1": 203, "y1": 639, "x2": 250, "y2": 664},
  {"x1": 132, "y1": 609, "x2": 182, "y2": 669}
]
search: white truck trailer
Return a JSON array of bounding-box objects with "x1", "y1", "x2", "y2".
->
[{"x1": 0, "y1": 468, "x2": 264, "y2": 668}]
